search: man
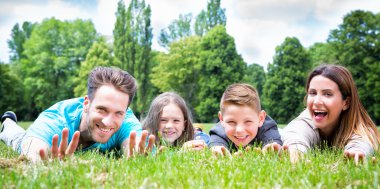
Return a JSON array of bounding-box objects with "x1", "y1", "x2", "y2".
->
[{"x1": 0, "y1": 66, "x2": 154, "y2": 162}]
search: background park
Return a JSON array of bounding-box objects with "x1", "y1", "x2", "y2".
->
[{"x1": 0, "y1": 0, "x2": 380, "y2": 188}]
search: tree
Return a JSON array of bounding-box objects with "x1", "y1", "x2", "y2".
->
[
  {"x1": 328, "y1": 10, "x2": 380, "y2": 124},
  {"x1": 113, "y1": 0, "x2": 153, "y2": 118},
  {"x1": 21, "y1": 18, "x2": 97, "y2": 118},
  {"x1": 196, "y1": 26, "x2": 246, "y2": 122},
  {"x1": 113, "y1": 0, "x2": 128, "y2": 71},
  {"x1": 0, "y1": 63, "x2": 24, "y2": 118},
  {"x1": 158, "y1": 13, "x2": 193, "y2": 48},
  {"x1": 194, "y1": 0, "x2": 226, "y2": 36},
  {"x1": 151, "y1": 36, "x2": 202, "y2": 113},
  {"x1": 243, "y1": 63, "x2": 266, "y2": 102},
  {"x1": 74, "y1": 38, "x2": 120, "y2": 97},
  {"x1": 263, "y1": 37, "x2": 311, "y2": 124},
  {"x1": 308, "y1": 42, "x2": 337, "y2": 67},
  {"x1": 7, "y1": 21, "x2": 35, "y2": 62}
]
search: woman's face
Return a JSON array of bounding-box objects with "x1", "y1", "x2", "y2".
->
[
  {"x1": 158, "y1": 103, "x2": 186, "y2": 145},
  {"x1": 307, "y1": 75, "x2": 349, "y2": 136}
]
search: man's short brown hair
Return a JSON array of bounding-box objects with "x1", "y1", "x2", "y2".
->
[{"x1": 220, "y1": 83, "x2": 261, "y2": 114}]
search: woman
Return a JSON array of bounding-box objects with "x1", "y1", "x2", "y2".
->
[{"x1": 282, "y1": 64, "x2": 380, "y2": 164}]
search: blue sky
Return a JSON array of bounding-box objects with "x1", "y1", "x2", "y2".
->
[{"x1": 1, "y1": 0, "x2": 379, "y2": 69}]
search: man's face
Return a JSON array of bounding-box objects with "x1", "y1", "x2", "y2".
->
[
  {"x1": 82, "y1": 85, "x2": 129, "y2": 144},
  {"x1": 219, "y1": 104, "x2": 265, "y2": 147}
]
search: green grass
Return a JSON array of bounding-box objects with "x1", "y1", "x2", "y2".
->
[{"x1": 1, "y1": 122, "x2": 379, "y2": 188}]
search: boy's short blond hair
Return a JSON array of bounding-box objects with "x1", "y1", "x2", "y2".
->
[{"x1": 220, "y1": 83, "x2": 261, "y2": 114}]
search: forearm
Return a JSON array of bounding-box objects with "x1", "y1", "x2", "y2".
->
[
  {"x1": 345, "y1": 139, "x2": 374, "y2": 156},
  {"x1": 20, "y1": 137, "x2": 50, "y2": 162}
]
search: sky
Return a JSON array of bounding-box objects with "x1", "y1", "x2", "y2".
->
[{"x1": 1, "y1": 0, "x2": 380, "y2": 69}]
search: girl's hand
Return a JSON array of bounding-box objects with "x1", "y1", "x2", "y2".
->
[{"x1": 182, "y1": 140, "x2": 207, "y2": 151}]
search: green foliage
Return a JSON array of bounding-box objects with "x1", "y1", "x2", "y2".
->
[
  {"x1": 328, "y1": 10, "x2": 380, "y2": 124},
  {"x1": 194, "y1": 0, "x2": 226, "y2": 36},
  {"x1": 1, "y1": 141, "x2": 379, "y2": 188},
  {"x1": 74, "y1": 38, "x2": 120, "y2": 97},
  {"x1": 20, "y1": 18, "x2": 97, "y2": 118},
  {"x1": 151, "y1": 36, "x2": 202, "y2": 113},
  {"x1": 7, "y1": 21, "x2": 35, "y2": 62},
  {"x1": 263, "y1": 37, "x2": 311, "y2": 123},
  {"x1": 158, "y1": 13, "x2": 193, "y2": 48},
  {"x1": 196, "y1": 26, "x2": 246, "y2": 122},
  {"x1": 0, "y1": 63, "x2": 24, "y2": 115},
  {"x1": 113, "y1": 0, "x2": 154, "y2": 118},
  {"x1": 308, "y1": 42, "x2": 337, "y2": 67},
  {"x1": 242, "y1": 63, "x2": 266, "y2": 100},
  {"x1": 113, "y1": 0, "x2": 128, "y2": 72}
]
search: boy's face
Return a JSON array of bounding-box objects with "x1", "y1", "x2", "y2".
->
[{"x1": 218, "y1": 104, "x2": 266, "y2": 147}]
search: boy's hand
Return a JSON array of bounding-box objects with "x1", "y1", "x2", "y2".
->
[
  {"x1": 211, "y1": 146, "x2": 231, "y2": 157},
  {"x1": 344, "y1": 149, "x2": 365, "y2": 166},
  {"x1": 182, "y1": 140, "x2": 207, "y2": 151},
  {"x1": 262, "y1": 142, "x2": 281, "y2": 154},
  {"x1": 39, "y1": 128, "x2": 80, "y2": 161}
]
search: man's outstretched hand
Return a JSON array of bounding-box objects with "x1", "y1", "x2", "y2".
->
[{"x1": 39, "y1": 128, "x2": 80, "y2": 161}]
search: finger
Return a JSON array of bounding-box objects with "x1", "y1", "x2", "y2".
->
[
  {"x1": 221, "y1": 146, "x2": 231, "y2": 157},
  {"x1": 372, "y1": 157, "x2": 377, "y2": 164},
  {"x1": 51, "y1": 134, "x2": 59, "y2": 159},
  {"x1": 273, "y1": 143, "x2": 281, "y2": 152},
  {"x1": 282, "y1": 144, "x2": 289, "y2": 151},
  {"x1": 233, "y1": 151, "x2": 243, "y2": 157},
  {"x1": 344, "y1": 150, "x2": 350, "y2": 158},
  {"x1": 245, "y1": 146, "x2": 251, "y2": 152},
  {"x1": 128, "y1": 131, "x2": 136, "y2": 158},
  {"x1": 262, "y1": 144, "x2": 270, "y2": 151},
  {"x1": 158, "y1": 146, "x2": 167, "y2": 154},
  {"x1": 192, "y1": 140, "x2": 206, "y2": 149},
  {"x1": 212, "y1": 149, "x2": 221, "y2": 157},
  {"x1": 39, "y1": 149, "x2": 48, "y2": 161},
  {"x1": 58, "y1": 128, "x2": 69, "y2": 159},
  {"x1": 66, "y1": 131, "x2": 80, "y2": 156},
  {"x1": 146, "y1": 135, "x2": 155, "y2": 155},
  {"x1": 354, "y1": 153, "x2": 359, "y2": 166},
  {"x1": 138, "y1": 130, "x2": 148, "y2": 154}
]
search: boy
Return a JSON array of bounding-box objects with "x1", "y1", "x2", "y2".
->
[{"x1": 209, "y1": 83, "x2": 282, "y2": 156}]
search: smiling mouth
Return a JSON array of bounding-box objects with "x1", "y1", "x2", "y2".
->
[
  {"x1": 164, "y1": 131, "x2": 176, "y2": 136},
  {"x1": 314, "y1": 110, "x2": 327, "y2": 118},
  {"x1": 234, "y1": 136, "x2": 248, "y2": 141},
  {"x1": 96, "y1": 124, "x2": 112, "y2": 133}
]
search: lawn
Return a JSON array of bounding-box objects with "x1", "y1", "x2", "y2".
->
[{"x1": 0, "y1": 122, "x2": 379, "y2": 188}]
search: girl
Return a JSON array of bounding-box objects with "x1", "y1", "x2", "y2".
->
[
  {"x1": 142, "y1": 92, "x2": 209, "y2": 151},
  {"x1": 282, "y1": 64, "x2": 380, "y2": 164}
]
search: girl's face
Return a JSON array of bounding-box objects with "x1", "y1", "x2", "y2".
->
[
  {"x1": 158, "y1": 103, "x2": 186, "y2": 144},
  {"x1": 307, "y1": 75, "x2": 349, "y2": 136}
]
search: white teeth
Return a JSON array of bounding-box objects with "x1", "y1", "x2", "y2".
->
[
  {"x1": 99, "y1": 127, "x2": 111, "y2": 132},
  {"x1": 314, "y1": 110, "x2": 325, "y2": 113}
]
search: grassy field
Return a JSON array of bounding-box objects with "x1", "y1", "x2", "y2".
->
[{"x1": 1, "y1": 123, "x2": 379, "y2": 188}]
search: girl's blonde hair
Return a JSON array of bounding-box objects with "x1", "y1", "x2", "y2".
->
[
  {"x1": 142, "y1": 92, "x2": 194, "y2": 147},
  {"x1": 306, "y1": 64, "x2": 380, "y2": 150}
]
